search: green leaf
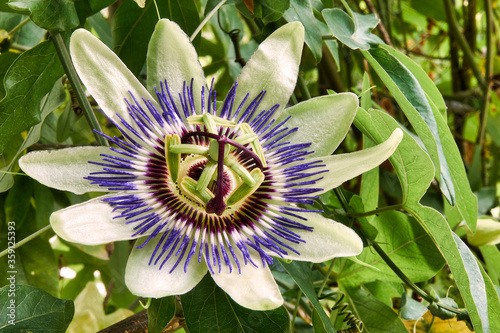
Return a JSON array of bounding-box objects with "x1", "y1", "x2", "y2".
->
[
  {"x1": 479, "y1": 245, "x2": 500, "y2": 285},
  {"x1": 180, "y1": 274, "x2": 290, "y2": 333},
  {"x1": 283, "y1": 0, "x2": 322, "y2": 62},
  {"x1": 56, "y1": 99, "x2": 77, "y2": 142},
  {"x1": 342, "y1": 286, "x2": 408, "y2": 332},
  {"x1": 349, "y1": 195, "x2": 378, "y2": 241},
  {"x1": 148, "y1": 297, "x2": 176, "y2": 333},
  {"x1": 354, "y1": 108, "x2": 434, "y2": 204},
  {"x1": 279, "y1": 260, "x2": 335, "y2": 333},
  {"x1": 1, "y1": 210, "x2": 59, "y2": 295},
  {"x1": 380, "y1": 44, "x2": 447, "y2": 118},
  {"x1": 0, "y1": 285, "x2": 74, "y2": 332},
  {"x1": 0, "y1": 81, "x2": 66, "y2": 193},
  {"x1": 479, "y1": 261, "x2": 500, "y2": 333},
  {"x1": 354, "y1": 107, "x2": 488, "y2": 332},
  {"x1": 363, "y1": 46, "x2": 477, "y2": 231},
  {"x1": 428, "y1": 297, "x2": 458, "y2": 320},
  {"x1": 0, "y1": 0, "x2": 29, "y2": 13},
  {"x1": 452, "y1": 233, "x2": 488, "y2": 330},
  {"x1": 359, "y1": 74, "x2": 379, "y2": 217},
  {"x1": 322, "y1": 8, "x2": 384, "y2": 50},
  {"x1": 338, "y1": 211, "x2": 444, "y2": 285},
  {"x1": 363, "y1": 281, "x2": 403, "y2": 308},
  {"x1": 88, "y1": 11, "x2": 112, "y2": 47},
  {"x1": 112, "y1": 0, "x2": 200, "y2": 76},
  {"x1": 8, "y1": 0, "x2": 79, "y2": 30},
  {"x1": 236, "y1": 0, "x2": 290, "y2": 23},
  {"x1": 399, "y1": 289, "x2": 428, "y2": 320},
  {"x1": 4, "y1": 175, "x2": 33, "y2": 225},
  {"x1": 409, "y1": 0, "x2": 446, "y2": 21},
  {"x1": 405, "y1": 204, "x2": 488, "y2": 333},
  {"x1": 0, "y1": 52, "x2": 18, "y2": 99},
  {"x1": 0, "y1": 39, "x2": 64, "y2": 154}
]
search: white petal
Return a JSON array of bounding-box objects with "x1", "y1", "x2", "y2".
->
[
  {"x1": 276, "y1": 93, "x2": 358, "y2": 158},
  {"x1": 125, "y1": 235, "x2": 208, "y2": 297},
  {"x1": 210, "y1": 248, "x2": 283, "y2": 310},
  {"x1": 51, "y1": 194, "x2": 144, "y2": 245},
  {"x1": 70, "y1": 29, "x2": 159, "y2": 128},
  {"x1": 147, "y1": 19, "x2": 206, "y2": 113},
  {"x1": 19, "y1": 146, "x2": 114, "y2": 194},
  {"x1": 301, "y1": 128, "x2": 403, "y2": 194},
  {"x1": 270, "y1": 212, "x2": 363, "y2": 262},
  {"x1": 232, "y1": 22, "x2": 304, "y2": 122}
]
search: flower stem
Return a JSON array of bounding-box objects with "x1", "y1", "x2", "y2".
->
[
  {"x1": 290, "y1": 288, "x2": 302, "y2": 332},
  {"x1": 297, "y1": 75, "x2": 311, "y2": 100},
  {"x1": 0, "y1": 225, "x2": 52, "y2": 258},
  {"x1": 346, "y1": 204, "x2": 404, "y2": 218},
  {"x1": 317, "y1": 259, "x2": 336, "y2": 297},
  {"x1": 49, "y1": 30, "x2": 108, "y2": 147},
  {"x1": 190, "y1": 0, "x2": 227, "y2": 42},
  {"x1": 8, "y1": 17, "x2": 30, "y2": 36}
]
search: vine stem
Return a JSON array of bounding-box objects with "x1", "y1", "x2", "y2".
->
[
  {"x1": 290, "y1": 289, "x2": 303, "y2": 333},
  {"x1": 8, "y1": 17, "x2": 30, "y2": 36},
  {"x1": 317, "y1": 259, "x2": 336, "y2": 297},
  {"x1": 346, "y1": 204, "x2": 404, "y2": 218},
  {"x1": 49, "y1": 31, "x2": 108, "y2": 146},
  {"x1": 0, "y1": 225, "x2": 52, "y2": 258},
  {"x1": 331, "y1": 188, "x2": 462, "y2": 316},
  {"x1": 442, "y1": 0, "x2": 486, "y2": 91},
  {"x1": 190, "y1": 0, "x2": 227, "y2": 42}
]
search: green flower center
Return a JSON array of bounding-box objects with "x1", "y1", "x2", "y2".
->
[{"x1": 165, "y1": 113, "x2": 266, "y2": 216}]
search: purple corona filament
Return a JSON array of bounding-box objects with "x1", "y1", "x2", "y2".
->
[{"x1": 87, "y1": 79, "x2": 326, "y2": 274}]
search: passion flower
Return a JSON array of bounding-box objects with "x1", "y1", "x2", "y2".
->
[{"x1": 19, "y1": 20, "x2": 402, "y2": 310}]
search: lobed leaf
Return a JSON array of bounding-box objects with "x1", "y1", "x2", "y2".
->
[
  {"x1": 354, "y1": 107, "x2": 488, "y2": 332},
  {"x1": 322, "y1": 8, "x2": 384, "y2": 50},
  {"x1": 362, "y1": 46, "x2": 477, "y2": 231}
]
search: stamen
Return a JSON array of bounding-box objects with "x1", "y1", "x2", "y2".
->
[
  {"x1": 226, "y1": 168, "x2": 265, "y2": 206},
  {"x1": 165, "y1": 134, "x2": 181, "y2": 182}
]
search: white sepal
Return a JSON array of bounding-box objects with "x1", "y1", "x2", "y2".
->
[
  {"x1": 232, "y1": 22, "x2": 304, "y2": 122},
  {"x1": 51, "y1": 194, "x2": 148, "y2": 245},
  {"x1": 19, "y1": 146, "x2": 114, "y2": 195},
  {"x1": 210, "y1": 247, "x2": 283, "y2": 310},
  {"x1": 125, "y1": 235, "x2": 208, "y2": 297}
]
